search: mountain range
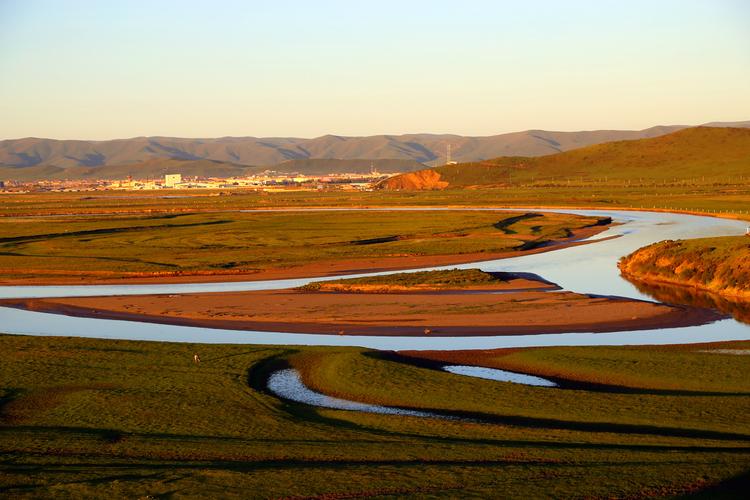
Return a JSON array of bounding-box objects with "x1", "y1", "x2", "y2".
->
[
  {"x1": 379, "y1": 126, "x2": 750, "y2": 190},
  {"x1": 1, "y1": 121, "x2": 748, "y2": 180}
]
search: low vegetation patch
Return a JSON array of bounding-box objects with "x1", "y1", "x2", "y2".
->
[{"x1": 299, "y1": 268, "x2": 511, "y2": 292}]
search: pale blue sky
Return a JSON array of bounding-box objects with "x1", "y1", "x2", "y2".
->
[{"x1": 1, "y1": 0, "x2": 748, "y2": 139}]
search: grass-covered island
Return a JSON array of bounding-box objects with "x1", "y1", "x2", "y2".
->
[
  {"x1": 619, "y1": 235, "x2": 750, "y2": 300},
  {"x1": 298, "y1": 268, "x2": 552, "y2": 292}
]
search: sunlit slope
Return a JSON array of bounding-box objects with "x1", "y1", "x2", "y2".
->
[
  {"x1": 619, "y1": 235, "x2": 750, "y2": 299},
  {"x1": 380, "y1": 127, "x2": 750, "y2": 189}
]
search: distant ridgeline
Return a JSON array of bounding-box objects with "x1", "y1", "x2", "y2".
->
[
  {"x1": 1, "y1": 121, "x2": 748, "y2": 181},
  {"x1": 378, "y1": 127, "x2": 750, "y2": 190}
]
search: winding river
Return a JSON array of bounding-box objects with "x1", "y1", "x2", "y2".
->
[{"x1": 1, "y1": 208, "x2": 749, "y2": 350}]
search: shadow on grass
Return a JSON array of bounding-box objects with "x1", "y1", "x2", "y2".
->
[
  {"x1": 246, "y1": 351, "x2": 385, "y2": 434},
  {"x1": 0, "y1": 250, "x2": 181, "y2": 269},
  {"x1": 4, "y1": 424, "x2": 750, "y2": 456},
  {"x1": 0, "y1": 220, "x2": 232, "y2": 245},
  {"x1": 684, "y1": 468, "x2": 750, "y2": 499}
]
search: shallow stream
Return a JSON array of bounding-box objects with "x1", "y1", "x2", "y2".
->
[{"x1": 1, "y1": 208, "x2": 748, "y2": 350}]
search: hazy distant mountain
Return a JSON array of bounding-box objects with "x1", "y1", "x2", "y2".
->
[
  {"x1": 1, "y1": 121, "x2": 748, "y2": 180},
  {"x1": 379, "y1": 127, "x2": 750, "y2": 190},
  {"x1": 700, "y1": 120, "x2": 750, "y2": 128},
  {"x1": 269, "y1": 159, "x2": 425, "y2": 175}
]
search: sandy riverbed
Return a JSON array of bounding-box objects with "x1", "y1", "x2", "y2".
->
[{"x1": 0, "y1": 275, "x2": 721, "y2": 336}]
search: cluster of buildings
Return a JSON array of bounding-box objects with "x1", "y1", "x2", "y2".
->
[{"x1": 0, "y1": 171, "x2": 389, "y2": 193}]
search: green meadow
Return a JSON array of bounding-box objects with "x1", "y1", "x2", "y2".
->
[
  {"x1": 0, "y1": 334, "x2": 749, "y2": 498},
  {"x1": 2, "y1": 125, "x2": 750, "y2": 498},
  {"x1": 0, "y1": 210, "x2": 599, "y2": 281},
  {"x1": 3, "y1": 183, "x2": 750, "y2": 220}
]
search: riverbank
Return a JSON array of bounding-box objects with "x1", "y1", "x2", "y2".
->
[{"x1": 619, "y1": 235, "x2": 750, "y2": 303}]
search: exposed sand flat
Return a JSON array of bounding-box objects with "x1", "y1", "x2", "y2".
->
[{"x1": 1, "y1": 283, "x2": 721, "y2": 337}]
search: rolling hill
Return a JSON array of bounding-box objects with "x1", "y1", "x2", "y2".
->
[
  {"x1": 378, "y1": 127, "x2": 750, "y2": 190},
  {"x1": 2, "y1": 121, "x2": 747, "y2": 181},
  {"x1": 268, "y1": 158, "x2": 425, "y2": 175}
]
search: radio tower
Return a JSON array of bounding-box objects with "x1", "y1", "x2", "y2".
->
[{"x1": 445, "y1": 143, "x2": 457, "y2": 165}]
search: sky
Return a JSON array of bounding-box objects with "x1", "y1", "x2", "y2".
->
[{"x1": 1, "y1": 0, "x2": 749, "y2": 140}]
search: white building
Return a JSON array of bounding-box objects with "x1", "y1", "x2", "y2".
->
[{"x1": 164, "y1": 173, "x2": 182, "y2": 188}]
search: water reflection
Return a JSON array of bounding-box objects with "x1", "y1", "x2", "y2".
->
[{"x1": 625, "y1": 277, "x2": 750, "y2": 325}]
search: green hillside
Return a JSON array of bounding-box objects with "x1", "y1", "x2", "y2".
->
[{"x1": 381, "y1": 127, "x2": 750, "y2": 189}]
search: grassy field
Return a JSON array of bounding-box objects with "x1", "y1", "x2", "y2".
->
[
  {"x1": 0, "y1": 210, "x2": 601, "y2": 281},
  {"x1": 3, "y1": 183, "x2": 750, "y2": 220},
  {"x1": 619, "y1": 236, "x2": 750, "y2": 296},
  {"x1": 398, "y1": 345, "x2": 750, "y2": 393},
  {"x1": 0, "y1": 333, "x2": 748, "y2": 498}
]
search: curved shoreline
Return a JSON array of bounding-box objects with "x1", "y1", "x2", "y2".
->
[
  {"x1": 1, "y1": 208, "x2": 748, "y2": 349},
  {"x1": 267, "y1": 368, "x2": 444, "y2": 418}
]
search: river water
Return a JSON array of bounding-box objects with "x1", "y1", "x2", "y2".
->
[{"x1": 1, "y1": 209, "x2": 748, "y2": 350}]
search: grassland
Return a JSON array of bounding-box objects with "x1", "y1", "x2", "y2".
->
[
  {"x1": 619, "y1": 236, "x2": 750, "y2": 301},
  {"x1": 3, "y1": 182, "x2": 750, "y2": 222},
  {"x1": 0, "y1": 210, "x2": 605, "y2": 283},
  {"x1": 1, "y1": 333, "x2": 748, "y2": 498},
  {"x1": 2, "y1": 126, "x2": 749, "y2": 498},
  {"x1": 398, "y1": 345, "x2": 750, "y2": 393}
]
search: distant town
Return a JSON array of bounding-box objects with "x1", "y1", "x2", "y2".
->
[{"x1": 0, "y1": 170, "x2": 390, "y2": 193}]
